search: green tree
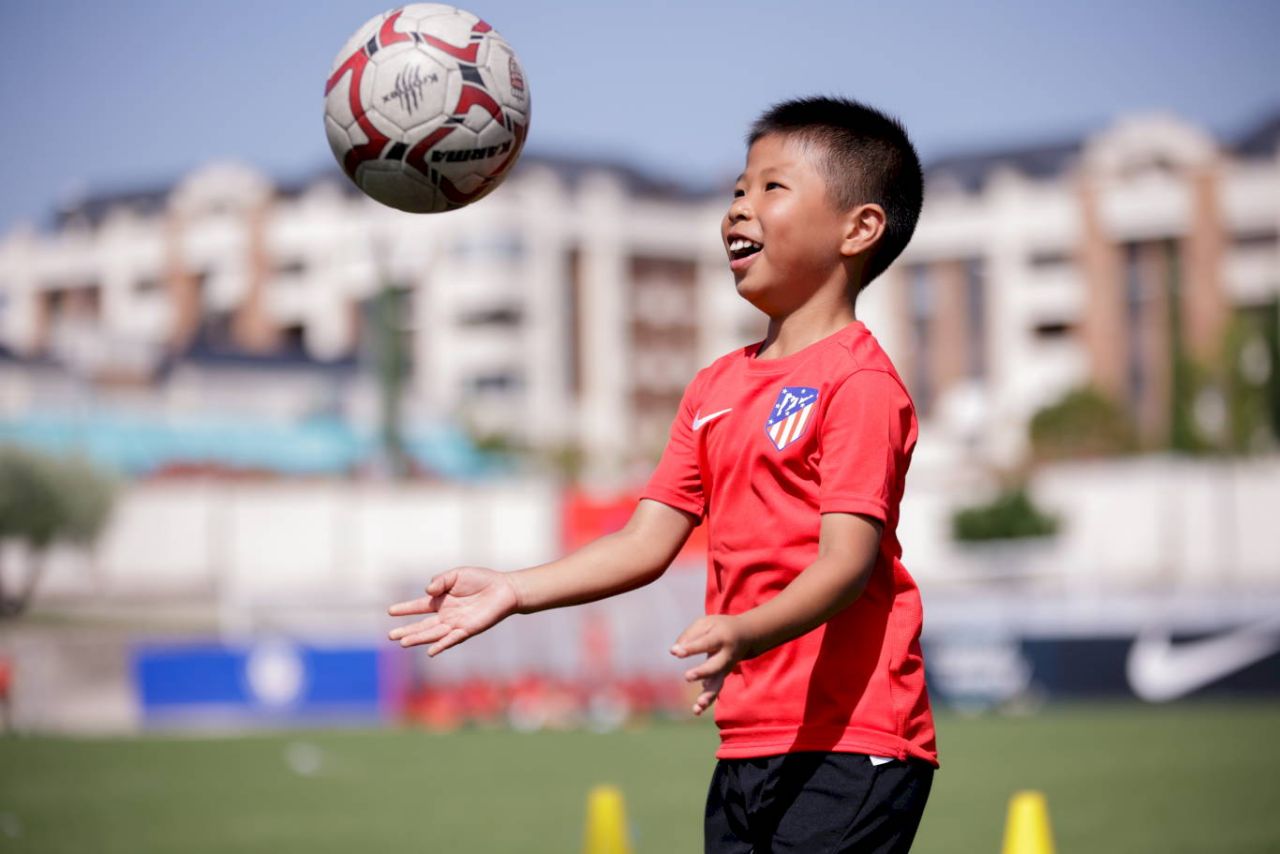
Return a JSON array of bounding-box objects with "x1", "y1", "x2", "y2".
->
[
  {"x1": 1220, "y1": 303, "x2": 1280, "y2": 454},
  {"x1": 951, "y1": 487, "x2": 1060, "y2": 543},
  {"x1": 1028, "y1": 386, "x2": 1139, "y2": 462},
  {"x1": 0, "y1": 446, "x2": 116, "y2": 617}
]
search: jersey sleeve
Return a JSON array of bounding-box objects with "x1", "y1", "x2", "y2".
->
[
  {"x1": 640, "y1": 372, "x2": 705, "y2": 522},
  {"x1": 818, "y1": 369, "x2": 916, "y2": 523}
]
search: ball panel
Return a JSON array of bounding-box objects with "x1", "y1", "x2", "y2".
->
[
  {"x1": 401, "y1": 6, "x2": 479, "y2": 46},
  {"x1": 328, "y1": 12, "x2": 385, "y2": 76},
  {"x1": 344, "y1": 117, "x2": 370, "y2": 149},
  {"x1": 369, "y1": 49, "x2": 449, "y2": 134},
  {"x1": 324, "y1": 115, "x2": 353, "y2": 160},
  {"x1": 358, "y1": 161, "x2": 442, "y2": 213},
  {"x1": 362, "y1": 107, "x2": 406, "y2": 146},
  {"x1": 482, "y1": 37, "x2": 530, "y2": 116},
  {"x1": 400, "y1": 3, "x2": 477, "y2": 29},
  {"x1": 325, "y1": 74, "x2": 357, "y2": 128},
  {"x1": 470, "y1": 29, "x2": 492, "y2": 68},
  {"x1": 357, "y1": 57, "x2": 382, "y2": 128}
]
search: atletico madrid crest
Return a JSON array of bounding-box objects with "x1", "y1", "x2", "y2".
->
[{"x1": 765, "y1": 386, "x2": 819, "y2": 451}]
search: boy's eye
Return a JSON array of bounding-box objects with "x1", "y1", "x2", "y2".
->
[
  {"x1": 732, "y1": 188, "x2": 745, "y2": 198},
  {"x1": 765, "y1": 182, "x2": 782, "y2": 190}
]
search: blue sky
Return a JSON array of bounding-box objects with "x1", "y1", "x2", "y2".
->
[{"x1": 1, "y1": 0, "x2": 1277, "y2": 232}]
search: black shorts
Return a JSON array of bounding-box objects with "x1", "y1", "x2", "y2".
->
[{"x1": 704, "y1": 752, "x2": 934, "y2": 853}]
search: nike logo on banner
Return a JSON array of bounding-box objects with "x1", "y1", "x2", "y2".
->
[
  {"x1": 1126, "y1": 616, "x2": 1280, "y2": 702},
  {"x1": 692, "y1": 408, "x2": 732, "y2": 431}
]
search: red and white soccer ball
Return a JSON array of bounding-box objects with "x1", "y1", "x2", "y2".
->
[{"x1": 323, "y1": 4, "x2": 531, "y2": 213}]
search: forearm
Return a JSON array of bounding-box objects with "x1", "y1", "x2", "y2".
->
[
  {"x1": 735, "y1": 552, "x2": 874, "y2": 658},
  {"x1": 509, "y1": 526, "x2": 679, "y2": 614}
]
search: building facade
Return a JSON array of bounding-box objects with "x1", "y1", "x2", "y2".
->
[
  {"x1": 880, "y1": 111, "x2": 1280, "y2": 465},
  {"x1": 1, "y1": 111, "x2": 1277, "y2": 478}
]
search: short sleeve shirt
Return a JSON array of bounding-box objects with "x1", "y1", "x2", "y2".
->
[{"x1": 643, "y1": 321, "x2": 938, "y2": 766}]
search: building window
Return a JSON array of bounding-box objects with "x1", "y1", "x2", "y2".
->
[
  {"x1": 964, "y1": 258, "x2": 986, "y2": 380},
  {"x1": 281, "y1": 323, "x2": 306, "y2": 356},
  {"x1": 633, "y1": 351, "x2": 693, "y2": 392},
  {"x1": 275, "y1": 257, "x2": 307, "y2": 276},
  {"x1": 469, "y1": 371, "x2": 522, "y2": 393},
  {"x1": 1232, "y1": 229, "x2": 1279, "y2": 252},
  {"x1": 907, "y1": 264, "x2": 933, "y2": 415},
  {"x1": 630, "y1": 255, "x2": 698, "y2": 334},
  {"x1": 1123, "y1": 242, "x2": 1147, "y2": 407},
  {"x1": 459, "y1": 305, "x2": 522, "y2": 327},
  {"x1": 634, "y1": 282, "x2": 693, "y2": 326},
  {"x1": 1034, "y1": 320, "x2": 1075, "y2": 340},
  {"x1": 45, "y1": 284, "x2": 102, "y2": 321},
  {"x1": 1028, "y1": 249, "x2": 1073, "y2": 272},
  {"x1": 566, "y1": 247, "x2": 583, "y2": 397},
  {"x1": 196, "y1": 310, "x2": 235, "y2": 351},
  {"x1": 452, "y1": 233, "x2": 524, "y2": 262}
]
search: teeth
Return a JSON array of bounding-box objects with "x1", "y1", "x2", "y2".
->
[{"x1": 729, "y1": 238, "x2": 761, "y2": 254}]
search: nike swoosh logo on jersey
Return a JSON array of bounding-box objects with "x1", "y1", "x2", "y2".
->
[
  {"x1": 1125, "y1": 616, "x2": 1280, "y2": 702},
  {"x1": 692, "y1": 408, "x2": 732, "y2": 430}
]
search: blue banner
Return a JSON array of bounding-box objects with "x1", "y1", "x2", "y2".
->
[{"x1": 133, "y1": 640, "x2": 404, "y2": 727}]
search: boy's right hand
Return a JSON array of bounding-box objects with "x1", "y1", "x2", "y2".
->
[{"x1": 387, "y1": 566, "x2": 519, "y2": 656}]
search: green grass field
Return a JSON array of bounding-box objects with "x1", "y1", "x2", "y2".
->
[{"x1": 2, "y1": 702, "x2": 1278, "y2": 853}]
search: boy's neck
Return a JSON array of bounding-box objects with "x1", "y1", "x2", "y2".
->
[{"x1": 755, "y1": 290, "x2": 858, "y2": 361}]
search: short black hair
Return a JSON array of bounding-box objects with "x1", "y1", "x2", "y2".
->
[{"x1": 748, "y1": 96, "x2": 924, "y2": 287}]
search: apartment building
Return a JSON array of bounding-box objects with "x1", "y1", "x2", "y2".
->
[
  {"x1": 878, "y1": 111, "x2": 1280, "y2": 465},
  {"x1": 0, "y1": 154, "x2": 756, "y2": 477},
  {"x1": 0, "y1": 110, "x2": 1276, "y2": 477}
]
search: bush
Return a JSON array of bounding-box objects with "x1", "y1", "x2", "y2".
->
[
  {"x1": 951, "y1": 488, "x2": 1059, "y2": 542},
  {"x1": 1029, "y1": 386, "x2": 1138, "y2": 461}
]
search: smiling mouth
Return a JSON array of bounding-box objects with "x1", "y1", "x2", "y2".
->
[{"x1": 728, "y1": 238, "x2": 762, "y2": 261}]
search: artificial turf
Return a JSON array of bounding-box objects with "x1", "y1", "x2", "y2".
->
[{"x1": 1, "y1": 701, "x2": 1277, "y2": 853}]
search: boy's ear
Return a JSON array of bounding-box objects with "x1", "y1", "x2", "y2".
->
[{"x1": 839, "y1": 203, "x2": 886, "y2": 258}]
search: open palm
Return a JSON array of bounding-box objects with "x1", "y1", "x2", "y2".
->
[{"x1": 388, "y1": 566, "x2": 519, "y2": 656}]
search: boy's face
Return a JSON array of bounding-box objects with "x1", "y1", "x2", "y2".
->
[{"x1": 721, "y1": 133, "x2": 850, "y2": 313}]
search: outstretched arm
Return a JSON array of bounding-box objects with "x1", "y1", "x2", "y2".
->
[
  {"x1": 671, "y1": 511, "x2": 882, "y2": 715},
  {"x1": 389, "y1": 498, "x2": 696, "y2": 656}
]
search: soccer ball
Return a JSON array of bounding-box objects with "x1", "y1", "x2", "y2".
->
[{"x1": 323, "y1": 4, "x2": 531, "y2": 213}]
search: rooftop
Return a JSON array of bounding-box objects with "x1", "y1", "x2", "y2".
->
[{"x1": 42, "y1": 106, "x2": 1280, "y2": 227}]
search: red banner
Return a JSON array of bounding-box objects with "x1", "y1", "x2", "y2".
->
[{"x1": 561, "y1": 489, "x2": 707, "y2": 566}]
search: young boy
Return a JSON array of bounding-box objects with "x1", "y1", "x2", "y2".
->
[{"x1": 389, "y1": 96, "x2": 937, "y2": 852}]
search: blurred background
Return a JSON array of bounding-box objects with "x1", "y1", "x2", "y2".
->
[{"x1": 1, "y1": 1, "x2": 1278, "y2": 852}]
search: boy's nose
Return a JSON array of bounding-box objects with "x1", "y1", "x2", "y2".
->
[{"x1": 728, "y1": 202, "x2": 751, "y2": 222}]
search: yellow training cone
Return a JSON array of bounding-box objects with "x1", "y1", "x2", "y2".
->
[
  {"x1": 583, "y1": 784, "x2": 633, "y2": 854},
  {"x1": 1002, "y1": 790, "x2": 1055, "y2": 854}
]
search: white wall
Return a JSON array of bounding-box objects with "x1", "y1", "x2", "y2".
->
[
  {"x1": 13, "y1": 458, "x2": 1279, "y2": 619},
  {"x1": 18, "y1": 477, "x2": 561, "y2": 608},
  {"x1": 903, "y1": 456, "x2": 1280, "y2": 592}
]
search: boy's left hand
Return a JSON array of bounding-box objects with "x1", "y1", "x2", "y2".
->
[{"x1": 670, "y1": 615, "x2": 752, "y2": 716}]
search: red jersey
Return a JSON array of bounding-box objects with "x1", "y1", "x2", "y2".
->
[{"x1": 642, "y1": 321, "x2": 938, "y2": 765}]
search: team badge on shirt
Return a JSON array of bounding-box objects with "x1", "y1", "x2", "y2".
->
[{"x1": 765, "y1": 386, "x2": 819, "y2": 451}]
